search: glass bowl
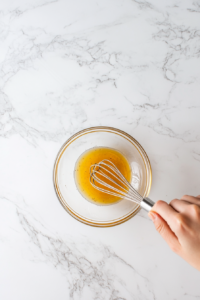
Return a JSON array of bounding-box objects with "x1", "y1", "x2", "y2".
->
[{"x1": 53, "y1": 126, "x2": 152, "y2": 227}]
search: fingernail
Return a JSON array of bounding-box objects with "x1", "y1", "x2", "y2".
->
[{"x1": 148, "y1": 212, "x2": 157, "y2": 222}]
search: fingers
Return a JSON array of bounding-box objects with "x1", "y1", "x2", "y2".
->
[
  {"x1": 151, "y1": 200, "x2": 179, "y2": 231},
  {"x1": 170, "y1": 199, "x2": 191, "y2": 213},
  {"x1": 148, "y1": 211, "x2": 181, "y2": 253},
  {"x1": 180, "y1": 195, "x2": 200, "y2": 206},
  {"x1": 170, "y1": 198, "x2": 200, "y2": 218}
]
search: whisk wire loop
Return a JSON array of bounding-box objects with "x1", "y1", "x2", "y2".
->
[{"x1": 90, "y1": 159, "x2": 143, "y2": 204}]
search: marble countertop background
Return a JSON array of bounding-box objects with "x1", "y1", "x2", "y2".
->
[{"x1": 1, "y1": 0, "x2": 200, "y2": 299}]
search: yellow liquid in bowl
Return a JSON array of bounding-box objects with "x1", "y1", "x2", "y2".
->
[{"x1": 74, "y1": 147, "x2": 131, "y2": 205}]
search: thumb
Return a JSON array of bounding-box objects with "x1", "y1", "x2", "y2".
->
[{"x1": 148, "y1": 211, "x2": 181, "y2": 253}]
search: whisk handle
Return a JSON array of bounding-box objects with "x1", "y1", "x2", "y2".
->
[{"x1": 141, "y1": 197, "x2": 155, "y2": 212}]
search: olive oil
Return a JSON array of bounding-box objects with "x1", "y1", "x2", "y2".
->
[{"x1": 74, "y1": 147, "x2": 131, "y2": 205}]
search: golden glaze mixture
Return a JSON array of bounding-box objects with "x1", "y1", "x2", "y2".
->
[{"x1": 74, "y1": 147, "x2": 131, "y2": 205}]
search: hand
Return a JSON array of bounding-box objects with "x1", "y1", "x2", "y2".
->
[{"x1": 148, "y1": 195, "x2": 200, "y2": 271}]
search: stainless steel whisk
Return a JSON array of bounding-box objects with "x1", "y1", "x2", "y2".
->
[{"x1": 90, "y1": 159, "x2": 155, "y2": 212}]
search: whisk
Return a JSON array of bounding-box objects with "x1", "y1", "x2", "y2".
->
[{"x1": 90, "y1": 159, "x2": 155, "y2": 212}]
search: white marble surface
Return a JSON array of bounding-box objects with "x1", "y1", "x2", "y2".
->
[{"x1": 0, "y1": 0, "x2": 200, "y2": 299}]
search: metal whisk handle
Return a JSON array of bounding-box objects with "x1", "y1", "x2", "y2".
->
[{"x1": 140, "y1": 197, "x2": 155, "y2": 212}]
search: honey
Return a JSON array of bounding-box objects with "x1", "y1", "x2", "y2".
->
[{"x1": 74, "y1": 147, "x2": 131, "y2": 205}]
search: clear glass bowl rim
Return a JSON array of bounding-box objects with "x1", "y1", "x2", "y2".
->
[{"x1": 53, "y1": 126, "x2": 152, "y2": 227}]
